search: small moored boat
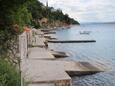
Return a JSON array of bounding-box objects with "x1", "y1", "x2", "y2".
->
[{"x1": 79, "y1": 31, "x2": 91, "y2": 35}]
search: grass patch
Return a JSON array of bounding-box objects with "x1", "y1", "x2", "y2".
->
[{"x1": 0, "y1": 59, "x2": 21, "y2": 86}]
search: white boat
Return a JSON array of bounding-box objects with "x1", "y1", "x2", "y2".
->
[{"x1": 79, "y1": 31, "x2": 91, "y2": 35}]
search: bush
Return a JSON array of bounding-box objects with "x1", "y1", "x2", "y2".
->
[{"x1": 0, "y1": 59, "x2": 21, "y2": 86}]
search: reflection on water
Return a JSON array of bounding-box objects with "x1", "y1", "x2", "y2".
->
[{"x1": 48, "y1": 23, "x2": 115, "y2": 86}]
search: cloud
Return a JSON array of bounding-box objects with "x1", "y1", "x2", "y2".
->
[{"x1": 39, "y1": 0, "x2": 115, "y2": 23}]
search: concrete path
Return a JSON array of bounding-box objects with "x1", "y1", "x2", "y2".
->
[{"x1": 28, "y1": 47, "x2": 55, "y2": 60}]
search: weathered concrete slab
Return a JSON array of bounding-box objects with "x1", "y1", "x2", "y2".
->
[
  {"x1": 50, "y1": 51, "x2": 68, "y2": 58},
  {"x1": 28, "y1": 47, "x2": 55, "y2": 60},
  {"x1": 21, "y1": 60, "x2": 71, "y2": 84},
  {"x1": 21, "y1": 60, "x2": 107, "y2": 84},
  {"x1": 66, "y1": 61, "x2": 107, "y2": 76}
]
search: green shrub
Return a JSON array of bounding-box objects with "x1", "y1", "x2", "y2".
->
[{"x1": 0, "y1": 59, "x2": 21, "y2": 86}]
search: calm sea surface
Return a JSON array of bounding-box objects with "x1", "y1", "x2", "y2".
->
[{"x1": 48, "y1": 23, "x2": 115, "y2": 86}]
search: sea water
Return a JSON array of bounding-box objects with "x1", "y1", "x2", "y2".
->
[{"x1": 48, "y1": 23, "x2": 115, "y2": 86}]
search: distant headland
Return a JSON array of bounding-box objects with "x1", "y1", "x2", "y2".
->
[{"x1": 29, "y1": 0, "x2": 80, "y2": 29}]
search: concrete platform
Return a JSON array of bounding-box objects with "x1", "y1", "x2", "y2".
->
[
  {"x1": 28, "y1": 47, "x2": 55, "y2": 60},
  {"x1": 66, "y1": 61, "x2": 107, "y2": 76},
  {"x1": 21, "y1": 60, "x2": 107, "y2": 84},
  {"x1": 21, "y1": 60, "x2": 71, "y2": 84},
  {"x1": 50, "y1": 51, "x2": 68, "y2": 58}
]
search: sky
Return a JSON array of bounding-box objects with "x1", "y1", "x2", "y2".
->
[{"x1": 39, "y1": 0, "x2": 115, "y2": 23}]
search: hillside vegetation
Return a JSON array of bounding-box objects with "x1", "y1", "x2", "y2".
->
[{"x1": 27, "y1": 0, "x2": 79, "y2": 28}]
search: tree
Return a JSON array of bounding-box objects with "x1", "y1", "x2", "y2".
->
[{"x1": 0, "y1": 0, "x2": 33, "y2": 64}]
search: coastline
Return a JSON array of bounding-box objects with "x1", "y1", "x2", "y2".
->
[{"x1": 19, "y1": 27, "x2": 107, "y2": 86}]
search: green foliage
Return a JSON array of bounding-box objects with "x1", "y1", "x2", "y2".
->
[
  {"x1": 31, "y1": 20, "x2": 40, "y2": 28},
  {"x1": 0, "y1": 27, "x2": 17, "y2": 57},
  {"x1": 0, "y1": 0, "x2": 33, "y2": 59},
  {"x1": 0, "y1": 0, "x2": 33, "y2": 32},
  {"x1": 0, "y1": 59, "x2": 21, "y2": 86},
  {"x1": 10, "y1": 6, "x2": 32, "y2": 32},
  {"x1": 0, "y1": 0, "x2": 35, "y2": 85},
  {"x1": 27, "y1": 0, "x2": 44, "y2": 20}
]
